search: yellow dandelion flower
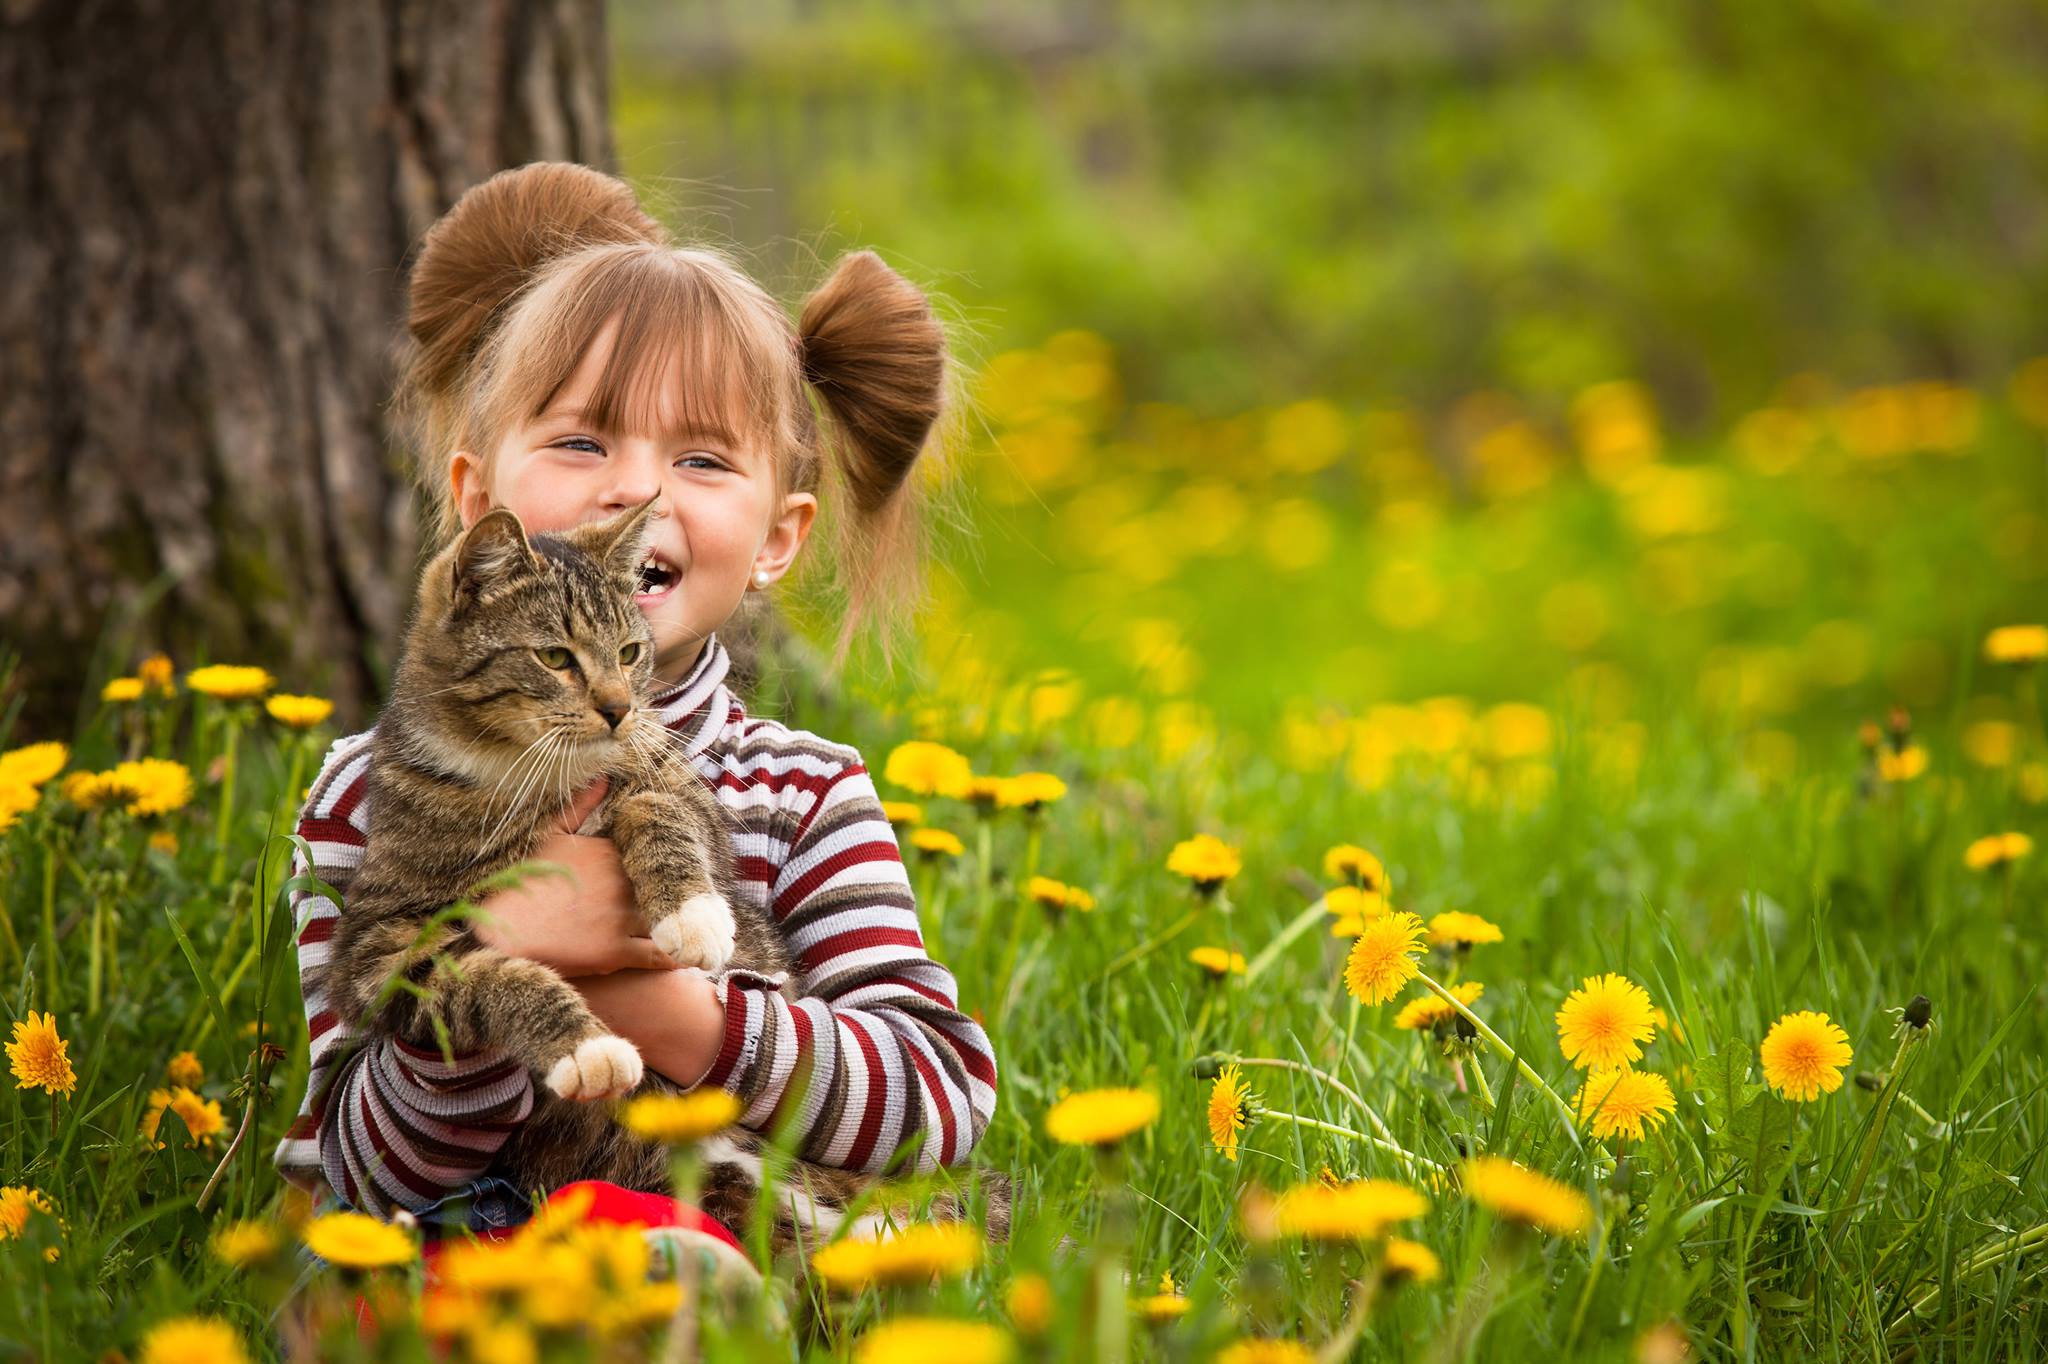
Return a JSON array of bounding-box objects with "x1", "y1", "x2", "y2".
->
[
  {"x1": 1572, "y1": 1068, "x2": 1677, "y2": 1141},
  {"x1": 1216, "y1": 1341, "x2": 1316, "y2": 1364},
  {"x1": 211, "y1": 1220, "x2": 281, "y2": 1268},
  {"x1": 183, "y1": 665, "x2": 274, "y2": 701},
  {"x1": 811, "y1": 1221, "x2": 984, "y2": 1291},
  {"x1": 434, "y1": 1237, "x2": 548, "y2": 1297},
  {"x1": 1428, "y1": 911, "x2": 1503, "y2": 947},
  {"x1": 1044, "y1": 1087, "x2": 1160, "y2": 1147},
  {"x1": 1027, "y1": 876, "x2": 1094, "y2": 913},
  {"x1": 880, "y1": 800, "x2": 925, "y2": 826},
  {"x1": 463, "y1": 1321, "x2": 537, "y2": 1364},
  {"x1": 1329, "y1": 915, "x2": 1367, "y2": 939},
  {"x1": 1392, "y1": 981, "x2": 1484, "y2": 1031},
  {"x1": 167, "y1": 1050, "x2": 204, "y2": 1089},
  {"x1": 883, "y1": 741, "x2": 974, "y2": 798},
  {"x1": 1207, "y1": 1063, "x2": 1255, "y2": 1162},
  {"x1": 1759, "y1": 1011, "x2": 1854, "y2": 1101},
  {"x1": 1877, "y1": 745, "x2": 1929, "y2": 782},
  {"x1": 0, "y1": 742, "x2": 68, "y2": 787},
  {"x1": 102, "y1": 677, "x2": 146, "y2": 703},
  {"x1": 143, "y1": 1087, "x2": 225, "y2": 1147},
  {"x1": 1381, "y1": 1236, "x2": 1441, "y2": 1284},
  {"x1": 7, "y1": 1012, "x2": 76, "y2": 1096},
  {"x1": 1985, "y1": 624, "x2": 2048, "y2": 664},
  {"x1": 1269, "y1": 1179, "x2": 1428, "y2": 1241},
  {"x1": 1460, "y1": 1156, "x2": 1592, "y2": 1237},
  {"x1": 1189, "y1": 946, "x2": 1248, "y2": 978},
  {"x1": 1555, "y1": 973, "x2": 1658, "y2": 1070},
  {"x1": 963, "y1": 775, "x2": 1008, "y2": 811},
  {"x1": 138, "y1": 653, "x2": 177, "y2": 694},
  {"x1": 301, "y1": 1210, "x2": 417, "y2": 1269},
  {"x1": 137, "y1": 1316, "x2": 252, "y2": 1364},
  {"x1": 1322, "y1": 844, "x2": 1387, "y2": 892},
  {"x1": 105, "y1": 759, "x2": 194, "y2": 817},
  {"x1": 265, "y1": 694, "x2": 335, "y2": 729},
  {"x1": 1134, "y1": 1284, "x2": 1190, "y2": 1322},
  {"x1": 618, "y1": 1088, "x2": 742, "y2": 1144},
  {"x1": 0, "y1": 779, "x2": 39, "y2": 834},
  {"x1": 999, "y1": 771, "x2": 1068, "y2": 811},
  {"x1": 908, "y1": 827, "x2": 965, "y2": 858},
  {"x1": 1167, "y1": 834, "x2": 1242, "y2": 891},
  {"x1": 1324, "y1": 885, "x2": 1388, "y2": 921},
  {"x1": 148, "y1": 830, "x2": 179, "y2": 856},
  {"x1": 854, "y1": 1318, "x2": 1013, "y2": 1364},
  {"x1": 60, "y1": 770, "x2": 121, "y2": 810},
  {"x1": 1964, "y1": 832, "x2": 2033, "y2": 870},
  {"x1": 0, "y1": 1186, "x2": 57, "y2": 1243},
  {"x1": 1342, "y1": 911, "x2": 1427, "y2": 1005},
  {"x1": 1006, "y1": 1272, "x2": 1053, "y2": 1335}
]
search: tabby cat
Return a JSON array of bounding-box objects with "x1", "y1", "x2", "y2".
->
[{"x1": 325, "y1": 499, "x2": 1006, "y2": 1258}]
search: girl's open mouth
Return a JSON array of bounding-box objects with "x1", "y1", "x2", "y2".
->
[{"x1": 635, "y1": 551, "x2": 680, "y2": 605}]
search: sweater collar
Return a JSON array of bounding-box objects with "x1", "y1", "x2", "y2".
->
[{"x1": 649, "y1": 634, "x2": 732, "y2": 758}]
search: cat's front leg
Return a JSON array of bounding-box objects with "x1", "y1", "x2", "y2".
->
[
  {"x1": 345, "y1": 918, "x2": 646, "y2": 1102},
  {"x1": 607, "y1": 788, "x2": 737, "y2": 973}
]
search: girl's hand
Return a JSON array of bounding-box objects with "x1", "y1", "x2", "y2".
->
[
  {"x1": 470, "y1": 777, "x2": 680, "y2": 977},
  {"x1": 573, "y1": 968, "x2": 728, "y2": 1089}
]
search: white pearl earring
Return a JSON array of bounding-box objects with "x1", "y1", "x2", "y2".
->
[{"x1": 752, "y1": 569, "x2": 772, "y2": 590}]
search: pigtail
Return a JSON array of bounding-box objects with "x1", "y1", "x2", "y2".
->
[
  {"x1": 796, "y1": 249, "x2": 952, "y2": 669},
  {"x1": 397, "y1": 162, "x2": 667, "y2": 542}
]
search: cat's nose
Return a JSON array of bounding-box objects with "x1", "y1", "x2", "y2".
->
[{"x1": 596, "y1": 701, "x2": 628, "y2": 731}]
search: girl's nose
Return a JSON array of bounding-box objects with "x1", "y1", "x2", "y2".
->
[{"x1": 601, "y1": 450, "x2": 664, "y2": 513}]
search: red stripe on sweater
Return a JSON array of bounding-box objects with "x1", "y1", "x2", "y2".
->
[
  {"x1": 798, "y1": 924, "x2": 926, "y2": 974},
  {"x1": 902, "y1": 1033, "x2": 959, "y2": 1166},
  {"x1": 840, "y1": 1015, "x2": 888, "y2": 1171},
  {"x1": 774, "y1": 840, "x2": 906, "y2": 916}
]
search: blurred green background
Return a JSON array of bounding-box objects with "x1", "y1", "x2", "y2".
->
[{"x1": 612, "y1": 0, "x2": 2048, "y2": 773}]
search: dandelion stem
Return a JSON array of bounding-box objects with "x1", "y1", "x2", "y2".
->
[
  {"x1": 1414, "y1": 968, "x2": 1581, "y2": 1143},
  {"x1": 1890, "y1": 1221, "x2": 2048, "y2": 1331},
  {"x1": 209, "y1": 711, "x2": 242, "y2": 885},
  {"x1": 1261, "y1": 1108, "x2": 1445, "y2": 1174},
  {"x1": 1467, "y1": 1054, "x2": 1497, "y2": 1112},
  {"x1": 1224, "y1": 1055, "x2": 1403, "y2": 1150}
]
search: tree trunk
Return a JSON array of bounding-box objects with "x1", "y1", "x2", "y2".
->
[{"x1": 0, "y1": 0, "x2": 615, "y2": 736}]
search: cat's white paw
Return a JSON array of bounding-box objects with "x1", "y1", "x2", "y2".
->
[
  {"x1": 652, "y1": 892, "x2": 737, "y2": 973},
  {"x1": 544, "y1": 1034, "x2": 643, "y2": 1102}
]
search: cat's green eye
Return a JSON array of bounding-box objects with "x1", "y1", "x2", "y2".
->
[
  {"x1": 618, "y1": 642, "x2": 644, "y2": 666},
  {"x1": 536, "y1": 646, "x2": 574, "y2": 670}
]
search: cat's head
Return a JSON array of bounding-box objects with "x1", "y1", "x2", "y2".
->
[{"x1": 398, "y1": 498, "x2": 670, "y2": 778}]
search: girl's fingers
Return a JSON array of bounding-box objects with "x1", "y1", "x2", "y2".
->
[
  {"x1": 629, "y1": 937, "x2": 682, "y2": 971},
  {"x1": 558, "y1": 776, "x2": 611, "y2": 833}
]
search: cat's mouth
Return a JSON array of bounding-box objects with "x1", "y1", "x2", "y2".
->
[{"x1": 636, "y1": 551, "x2": 680, "y2": 603}]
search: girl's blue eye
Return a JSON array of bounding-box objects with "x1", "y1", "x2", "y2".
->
[
  {"x1": 677, "y1": 454, "x2": 723, "y2": 471},
  {"x1": 557, "y1": 437, "x2": 603, "y2": 455}
]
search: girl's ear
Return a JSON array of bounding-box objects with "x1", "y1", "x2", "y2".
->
[
  {"x1": 452, "y1": 507, "x2": 536, "y2": 602},
  {"x1": 450, "y1": 450, "x2": 491, "y2": 531},
  {"x1": 754, "y1": 491, "x2": 819, "y2": 580}
]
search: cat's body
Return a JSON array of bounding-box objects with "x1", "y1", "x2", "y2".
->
[{"x1": 326, "y1": 501, "x2": 1007, "y2": 1259}]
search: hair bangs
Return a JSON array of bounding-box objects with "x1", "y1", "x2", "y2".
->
[{"x1": 487, "y1": 245, "x2": 795, "y2": 475}]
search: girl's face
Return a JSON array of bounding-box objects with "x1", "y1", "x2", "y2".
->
[{"x1": 451, "y1": 320, "x2": 816, "y2": 685}]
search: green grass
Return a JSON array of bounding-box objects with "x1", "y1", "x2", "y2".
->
[{"x1": 4, "y1": 634, "x2": 2041, "y2": 1359}]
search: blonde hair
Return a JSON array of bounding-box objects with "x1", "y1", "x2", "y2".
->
[{"x1": 395, "y1": 161, "x2": 954, "y2": 667}]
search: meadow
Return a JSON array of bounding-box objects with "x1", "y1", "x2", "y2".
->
[{"x1": 2, "y1": 340, "x2": 2046, "y2": 1361}]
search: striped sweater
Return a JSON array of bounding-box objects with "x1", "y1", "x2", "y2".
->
[{"x1": 271, "y1": 633, "x2": 998, "y2": 1217}]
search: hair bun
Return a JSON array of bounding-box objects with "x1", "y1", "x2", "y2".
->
[{"x1": 406, "y1": 162, "x2": 667, "y2": 400}]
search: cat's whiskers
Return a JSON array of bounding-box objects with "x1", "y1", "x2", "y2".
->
[
  {"x1": 476, "y1": 727, "x2": 564, "y2": 840},
  {"x1": 481, "y1": 730, "x2": 567, "y2": 849}
]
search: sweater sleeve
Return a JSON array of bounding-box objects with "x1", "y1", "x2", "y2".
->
[
  {"x1": 695, "y1": 756, "x2": 999, "y2": 1174},
  {"x1": 271, "y1": 733, "x2": 536, "y2": 1216}
]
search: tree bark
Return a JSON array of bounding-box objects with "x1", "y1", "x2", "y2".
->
[{"x1": 0, "y1": 0, "x2": 616, "y2": 736}]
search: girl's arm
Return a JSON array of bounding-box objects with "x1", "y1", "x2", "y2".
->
[
  {"x1": 694, "y1": 755, "x2": 999, "y2": 1174},
  {"x1": 272, "y1": 734, "x2": 535, "y2": 1217}
]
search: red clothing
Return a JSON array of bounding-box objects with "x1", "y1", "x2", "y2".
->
[{"x1": 274, "y1": 633, "x2": 997, "y2": 1216}]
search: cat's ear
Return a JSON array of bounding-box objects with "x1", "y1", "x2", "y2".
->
[
  {"x1": 574, "y1": 495, "x2": 661, "y2": 580},
  {"x1": 451, "y1": 508, "x2": 538, "y2": 603}
]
